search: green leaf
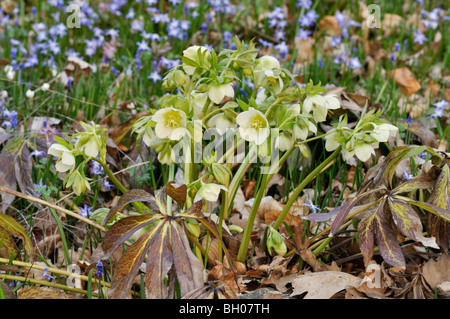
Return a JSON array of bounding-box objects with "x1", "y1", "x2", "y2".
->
[
  {"x1": 145, "y1": 222, "x2": 174, "y2": 299},
  {"x1": 0, "y1": 229, "x2": 18, "y2": 258},
  {"x1": 401, "y1": 198, "x2": 450, "y2": 223},
  {"x1": 169, "y1": 221, "x2": 205, "y2": 297},
  {"x1": 0, "y1": 214, "x2": 33, "y2": 258},
  {"x1": 236, "y1": 98, "x2": 249, "y2": 111},
  {"x1": 178, "y1": 201, "x2": 236, "y2": 276},
  {"x1": 427, "y1": 165, "x2": 450, "y2": 251}
]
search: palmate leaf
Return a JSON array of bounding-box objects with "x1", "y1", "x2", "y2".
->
[
  {"x1": 101, "y1": 184, "x2": 234, "y2": 299},
  {"x1": 357, "y1": 197, "x2": 405, "y2": 268},
  {"x1": 330, "y1": 187, "x2": 387, "y2": 236},
  {"x1": 102, "y1": 189, "x2": 158, "y2": 224}
]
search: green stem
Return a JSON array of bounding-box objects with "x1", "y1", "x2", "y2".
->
[
  {"x1": 273, "y1": 146, "x2": 342, "y2": 231},
  {"x1": 236, "y1": 144, "x2": 296, "y2": 263},
  {"x1": 224, "y1": 145, "x2": 257, "y2": 218},
  {"x1": 237, "y1": 170, "x2": 269, "y2": 262},
  {"x1": 42, "y1": 194, "x2": 71, "y2": 266}
]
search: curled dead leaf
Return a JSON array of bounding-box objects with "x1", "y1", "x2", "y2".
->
[{"x1": 388, "y1": 68, "x2": 421, "y2": 96}]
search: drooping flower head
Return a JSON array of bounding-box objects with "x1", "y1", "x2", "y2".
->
[{"x1": 48, "y1": 143, "x2": 76, "y2": 172}]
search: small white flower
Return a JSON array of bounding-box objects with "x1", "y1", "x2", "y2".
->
[
  {"x1": 26, "y1": 90, "x2": 35, "y2": 99},
  {"x1": 41, "y1": 83, "x2": 50, "y2": 91},
  {"x1": 152, "y1": 107, "x2": 187, "y2": 141},
  {"x1": 236, "y1": 107, "x2": 270, "y2": 145},
  {"x1": 208, "y1": 82, "x2": 234, "y2": 104},
  {"x1": 48, "y1": 144, "x2": 76, "y2": 172},
  {"x1": 5, "y1": 65, "x2": 15, "y2": 80},
  {"x1": 182, "y1": 45, "x2": 211, "y2": 75},
  {"x1": 195, "y1": 183, "x2": 228, "y2": 202}
]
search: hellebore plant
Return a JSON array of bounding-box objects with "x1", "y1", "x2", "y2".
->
[{"x1": 49, "y1": 37, "x2": 400, "y2": 288}]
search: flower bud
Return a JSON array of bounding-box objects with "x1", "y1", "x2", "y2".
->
[
  {"x1": 212, "y1": 163, "x2": 231, "y2": 187},
  {"x1": 266, "y1": 226, "x2": 287, "y2": 256}
]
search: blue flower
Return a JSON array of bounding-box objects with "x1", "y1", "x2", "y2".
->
[
  {"x1": 406, "y1": 114, "x2": 412, "y2": 125},
  {"x1": 43, "y1": 267, "x2": 55, "y2": 281},
  {"x1": 303, "y1": 199, "x2": 321, "y2": 214},
  {"x1": 102, "y1": 178, "x2": 114, "y2": 191},
  {"x1": 403, "y1": 170, "x2": 414, "y2": 180},
  {"x1": 274, "y1": 41, "x2": 289, "y2": 59},
  {"x1": 148, "y1": 71, "x2": 162, "y2": 83},
  {"x1": 79, "y1": 204, "x2": 93, "y2": 218},
  {"x1": 297, "y1": 0, "x2": 312, "y2": 9},
  {"x1": 297, "y1": 29, "x2": 311, "y2": 40},
  {"x1": 413, "y1": 30, "x2": 427, "y2": 45},
  {"x1": 29, "y1": 150, "x2": 45, "y2": 158},
  {"x1": 96, "y1": 261, "x2": 104, "y2": 278}
]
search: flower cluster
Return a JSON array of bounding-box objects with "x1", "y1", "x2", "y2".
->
[{"x1": 325, "y1": 110, "x2": 398, "y2": 162}]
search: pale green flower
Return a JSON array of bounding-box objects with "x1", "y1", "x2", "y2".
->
[
  {"x1": 153, "y1": 107, "x2": 187, "y2": 141},
  {"x1": 303, "y1": 93, "x2": 341, "y2": 122},
  {"x1": 236, "y1": 107, "x2": 270, "y2": 145},
  {"x1": 65, "y1": 170, "x2": 91, "y2": 196},
  {"x1": 278, "y1": 131, "x2": 294, "y2": 151},
  {"x1": 48, "y1": 143, "x2": 76, "y2": 173},
  {"x1": 370, "y1": 123, "x2": 398, "y2": 142},
  {"x1": 266, "y1": 226, "x2": 287, "y2": 256},
  {"x1": 142, "y1": 126, "x2": 155, "y2": 147},
  {"x1": 190, "y1": 90, "x2": 208, "y2": 117},
  {"x1": 157, "y1": 145, "x2": 176, "y2": 165},
  {"x1": 254, "y1": 56, "x2": 284, "y2": 94},
  {"x1": 195, "y1": 183, "x2": 228, "y2": 202},
  {"x1": 182, "y1": 45, "x2": 211, "y2": 75},
  {"x1": 75, "y1": 122, "x2": 105, "y2": 158},
  {"x1": 208, "y1": 82, "x2": 234, "y2": 104}
]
